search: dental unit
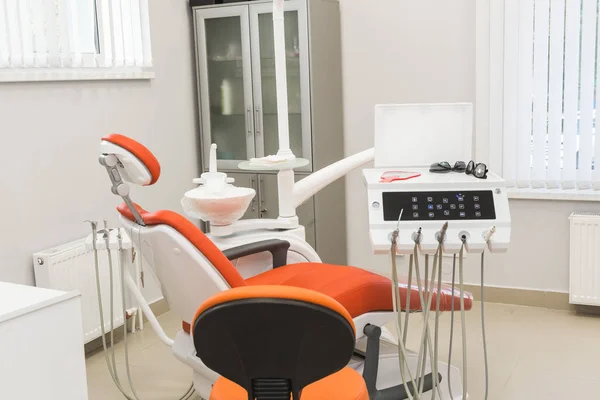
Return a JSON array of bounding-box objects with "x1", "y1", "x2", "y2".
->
[
  {"x1": 88, "y1": 0, "x2": 511, "y2": 398},
  {"x1": 364, "y1": 103, "x2": 511, "y2": 399}
]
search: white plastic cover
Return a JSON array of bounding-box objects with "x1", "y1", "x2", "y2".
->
[{"x1": 374, "y1": 103, "x2": 473, "y2": 168}]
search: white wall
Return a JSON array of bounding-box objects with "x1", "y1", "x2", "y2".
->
[
  {"x1": 0, "y1": 0, "x2": 199, "y2": 296},
  {"x1": 340, "y1": 0, "x2": 595, "y2": 293}
]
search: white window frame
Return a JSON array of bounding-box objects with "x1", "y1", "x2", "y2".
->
[
  {"x1": 0, "y1": 0, "x2": 154, "y2": 82},
  {"x1": 478, "y1": 0, "x2": 600, "y2": 201}
]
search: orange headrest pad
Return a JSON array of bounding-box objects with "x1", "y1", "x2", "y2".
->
[{"x1": 101, "y1": 134, "x2": 161, "y2": 185}]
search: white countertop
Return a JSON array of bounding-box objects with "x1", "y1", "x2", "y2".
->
[{"x1": 0, "y1": 281, "x2": 79, "y2": 323}]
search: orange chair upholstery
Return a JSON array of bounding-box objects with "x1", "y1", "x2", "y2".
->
[
  {"x1": 209, "y1": 367, "x2": 368, "y2": 400},
  {"x1": 117, "y1": 203, "x2": 473, "y2": 326},
  {"x1": 107, "y1": 134, "x2": 472, "y2": 335},
  {"x1": 192, "y1": 286, "x2": 369, "y2": 400}
]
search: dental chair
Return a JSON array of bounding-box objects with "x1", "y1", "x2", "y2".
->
[
  {"x1": 99, "y1": 133, "x2": 473, "y2": 398},
  {"x1": 193, "y1": 285, "x2": 369, "y2": 400}
]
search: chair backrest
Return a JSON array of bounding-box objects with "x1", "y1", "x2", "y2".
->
[
  {"x1": 192, "y1": 285, "x2": 356, "y2": 400},
  {"x1": 100, "y1": 134, "x2": 248, "y2": 325}
]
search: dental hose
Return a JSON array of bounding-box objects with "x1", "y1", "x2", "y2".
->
[
  {"x1": 390, "y1": 229, "x2": 419, "y2": 399},
  {"x1": 402, "y1": 252, "x2": 413, "y2": 346},
  {"x1": 103, "y1": 221, "x2": 121, "y2": 392},
  {"x1": 447, "y1": 255, "x2": 457, "y2": 400},
  {"x1": 459, "y1": 243, "x2": 467, "y2": 400},
  {"x1": 118, "y1": 230, "x2": 141, "y2": 400},
  {"x1": 481, "y1": 251, "x2": 489, "y2": 400},
  {"x1": 447, "y1": 241, "x2": 469, "y2": 400},
  {"x1": 412, "y1": 245, "x2": 444, "y2": 399},
  {"x1": 89, "y1": 222, "x2": 136, "y2": 400},
  {"x1": 89, "y1": 222, "x2": 196, "y2": 400},
  {"x1": 432, "y1": 232, "x2": 444, "y2": 400}
]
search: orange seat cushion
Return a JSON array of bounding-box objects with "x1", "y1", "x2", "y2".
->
[
  {"x1": 245, "y1": 263, "x2": 472, "y2": 316},
  {"x1": 209, "y1": 367, "x2": 369, "y2": 400}
]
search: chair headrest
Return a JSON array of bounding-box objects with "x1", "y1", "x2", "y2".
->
[{"x1": 100, "y1": 134, "x2": 161, "y2": 186}]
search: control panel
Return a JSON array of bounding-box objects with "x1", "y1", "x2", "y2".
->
[
  {"x1": 363, "y1": 168, "x2": 511, "y2": 255},
  {"x1": 382, "y1": 190, "x2": 496, "y2": 221}
]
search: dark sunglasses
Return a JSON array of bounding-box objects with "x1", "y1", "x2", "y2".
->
[
  {"x1": 466, "y1": 160, "x2": 488, "y2": 179},
  {"x1": 429, "y1": 161, "x2": 466, "y2": 173}
]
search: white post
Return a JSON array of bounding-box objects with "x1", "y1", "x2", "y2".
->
[
  {"x1": 273, "y1": 0, "x2": 294, "y2": 159},
  {"x1": 277, "y1": 169, "x2": 297, "y2": 218}
]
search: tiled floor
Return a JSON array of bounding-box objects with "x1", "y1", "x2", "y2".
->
[{"x1": 86, "y1": 302, "x2": 600, "y2": 400}]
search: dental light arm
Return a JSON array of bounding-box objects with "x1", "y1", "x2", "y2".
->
[
  {"x1": 291, "y1": 148, "x2": 375, "y2": 209},
  {"x1": 273, "y1": 0, "x2": 293, "y2": 160}
]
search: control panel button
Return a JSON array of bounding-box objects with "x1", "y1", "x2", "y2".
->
[
  {"x1": 475, "y1": 211, "x2": 482, "y2": 217},
  {"x1": 412, "y1": 197, "x2": 418, "y2": 203},
  {"x1": 428, "y1": 212, "x2": 435, "y2": 218},
  {"x1": 413, "y1": 212, "x2": 419, "y2": 218},
  {"x1": 412, "y1": 204, "x2": 418, "y2": 210},
  {"x1": 436, "y1": 204, "x2": 443, "y2": 210},
  {"x1": 450, "y1": 204, "x2": 456, "y2": 210},
  {"x1": 443, "y1": 210, "x2": 450, "y2": 216},
  {"x1": 443, "y1": 198, "x2": 449, "y2": 203},
  {"x1": 457, "y1": 195, "x2": 464, "y2": 202},
  {"x1": 459, "y1": 212, "x2": 466, "y2": 217},
  {"x1": 428, "y1": 204, "x2": 434, "y2": 210},
  {"x1": 372, "y1": 201, "x2": 380, "y2": 210},
  {"x1": 459, "y1": 204, "x2": 465, "y2": 209},
  {"x1": 427, "y1": 197, "x2": 433, "y2": 202},
  {"x1": 474, "y1": 204, "x2": 481, "y2": 210},
  {"x1": 473, "y1": 196, "x2": 480, "y2": 201}
]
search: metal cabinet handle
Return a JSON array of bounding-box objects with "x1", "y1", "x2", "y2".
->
[
  {"x1": 250, "y1": 176, "x2": 257, "y2": 212},
  {"x1": 258, "y1": 175, "x2": 266, "y2": 217},
  {"x1": 246, "y1": 107, "x2": 252, "y2": 137},
  {"x1": 255, "y1": 107, "x2": 261, "y2": 136}
]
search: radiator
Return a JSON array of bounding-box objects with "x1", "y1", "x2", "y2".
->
[
  {"x1": 569, "y1": 212, "x2": 600, "y2": 306},
  {"x1": 33, "y1": 238, "x2": 127, "y2": 344}
]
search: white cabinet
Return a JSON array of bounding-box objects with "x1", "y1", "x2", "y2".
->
[
  {"x1": 192, "y1": 0, "x2": 347, "y2": 264},
  {"x1": 0, "y1": 282, "x2": 88, "y2": 399},
  {"x1": 194, "y1": 0, "x2": 311, "y2": 171}
]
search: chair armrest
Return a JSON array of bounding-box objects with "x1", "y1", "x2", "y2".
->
[{"x1": 222, "y1": 239, "x2": 291, "y2": 269}]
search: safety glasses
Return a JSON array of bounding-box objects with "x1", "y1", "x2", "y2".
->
[
  {"x1": 429, "y1": 161, "x2": 466, "y2": 173},
  {"x1": 466, "y1": 160, "x2": 488, "y2": 179}
]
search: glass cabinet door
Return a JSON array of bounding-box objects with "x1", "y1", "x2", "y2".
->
[
  {"x1": 249, "y1": 0, "x2": 312, "y2": 171},
  {"x1": 195, "y1": 6, "x2": 255, "y2": 170}
]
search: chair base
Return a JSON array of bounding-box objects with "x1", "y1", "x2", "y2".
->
[
  {"x1": 174, "y1": 330, "x2": 466, "y2": 400},
  {"x1": 351, "y1": 336, "x2": 466, "y2": 400}
]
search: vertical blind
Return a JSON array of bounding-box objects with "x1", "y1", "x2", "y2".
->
[
  {"x1": 0, "y1": 0, "x2": 152, "y2": 70},
  {"x1": 503, "y1": 0, "x2": 600, "y2": 190}
]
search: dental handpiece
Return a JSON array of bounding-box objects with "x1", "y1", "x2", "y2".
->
[
  {"x1": 483, "y1": 225, "x2": 496, "y2": 243},
  {"x1": 436, "y1": 221, "x2": 449, "y2": 243},
  {"x1": 412, "y1": 227, "x2": 423, "y2": 244}
]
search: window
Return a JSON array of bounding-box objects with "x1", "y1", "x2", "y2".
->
[
  {"x1": 0, "y1": 0, "x2": 153, "y2": 82},
  {"x1": 485, "y1": 0, "x2": 600, "y2": 198}
]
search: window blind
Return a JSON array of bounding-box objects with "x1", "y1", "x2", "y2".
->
[
  {"x1": 0, "y1": 0, "x2": 151, "y2": 72},
  {"x1": 503, "y1": 0, "x2": 600, "y2": 190}
]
